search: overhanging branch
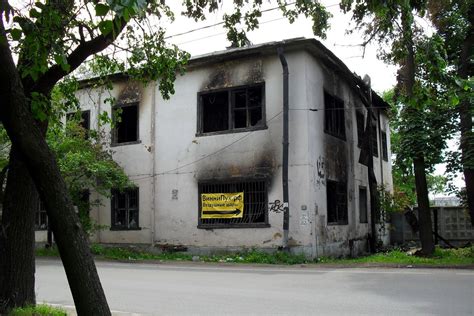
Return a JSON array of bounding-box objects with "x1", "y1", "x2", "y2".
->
[{"x1": 32, "y1": 16, "x2": 127, "y2": 95}]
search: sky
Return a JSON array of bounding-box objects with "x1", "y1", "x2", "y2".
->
[{"x1": 162, "y1": 1, "x2": 398, "y2": 94}]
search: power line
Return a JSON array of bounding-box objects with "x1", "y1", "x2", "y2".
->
[
  {"x1": 164, "y1": 2, "x2": 298, "y2": 40},
  {"x1": 130, "y1": 110, "x2": 284, "y2": 181},
  {"x1": 164, "y1": 1, "x2": 340, "y2": 40}
]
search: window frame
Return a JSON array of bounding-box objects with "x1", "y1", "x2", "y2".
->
[
  {"x1": 371, "y1": 123, "x2": 378, "y2": 157},
  {"x1": 111, "y1": 188, "x2": 141, "y2": 231},
  {"x1": 324, "y1": 90, "x2": 346, "y2": 140},
  {"x1": 112, "y1": 102, "x2": 140, "y2": 146},
  {"x1": 359, "y1": 186, "x2": 368, "y2": 224},
  {"x1": 196, "y1": 83, "x2": 267, "y2": 136},
  {"x1": 381, "y1": 130, "x2": 388, "y2": 161},
  {"x1": 197, "y1": 178, "x2": 270, "y2": 229},
  {"x1": 326, "y1": 179, "x2": 348, "y2": 225},
  {"x1": 356, "y1": 111, "x2": 365, "y2": 148}
]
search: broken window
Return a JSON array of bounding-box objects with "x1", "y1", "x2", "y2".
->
[
  {"x1": 198, "y1": 84, "x2": 265, "y2": 134},
  {"x1": 371, "y1": 123, "x2": 378, "y2": 157},
  {"x1": 35, "y1": 199, "x2": 48, "y2": 230},
  {"x1": 324, "y1": 91, "x2": 345, "y2": 140},
  {"x1": 359, "y1": 186, "x2": 368, "y2": 223},
  {"x1": 111, "y1": 188, "x2": 139, "y2": 230},
  {"x1": 113, "y1": 103, "x2": 138, "y2": 144},
  {"x1": 356, "y1": 111, "x2": 364, "y2": 147},
  {"x1": 198, "y1": 179, "x2": 268, "y2": 228},
  {"x1": 381, "y1": 131, "x2": 388, "y2": 161},
  {"x1": 327, "y1": 180, "x2": 348, "y2": 225}
]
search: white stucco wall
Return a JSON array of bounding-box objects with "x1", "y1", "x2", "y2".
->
[{"x1": 58, "y1": 44, "x2": 393, "y2": 257}]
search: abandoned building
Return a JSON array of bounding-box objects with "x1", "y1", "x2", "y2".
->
[{"x1": 35, "y1": 38, "x2": 393, "y2": 257}]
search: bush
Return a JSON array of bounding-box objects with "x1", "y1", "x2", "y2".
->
[{"x1": 9, "y1": 304, "x2": 67, "y2": 316}]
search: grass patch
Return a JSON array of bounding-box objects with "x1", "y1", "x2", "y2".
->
[
  {"x1": 35, "y1": 247, "x2": 59, "y2": 257},
  {"x1": 9, "y1": 304, "x2": 66, "y2": 316},
  {"x1": 318, "y1": 246, "x2": 474, "y2": 266},
  {"x1": 37, "y1": 244, "x2": 474, "y2": 267}
]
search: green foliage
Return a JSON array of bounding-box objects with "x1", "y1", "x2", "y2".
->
[
  {"x1": 41, "y1": 244, "x2": 474, "y2": 266},
  {"x1": 377, "y1": 184, "x2": 412, "y2": 214},
  {"x1": 46, "y1": 119, "x2": 132, "y2": 233},
  {"x1": 0, "y1": 125, "x2": 9, "y2": 170},
  {"x1": 319, "y1": 246, "x2": 474, "y2": 265},
  {"x1": 47, "y1": 121, "x2": 131, "y2": 198},
  {"x1": 9, "y1": 304, "x2": 67, "y2": 316}
]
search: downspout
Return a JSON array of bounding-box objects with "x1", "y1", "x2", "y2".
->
[
  {"x1": 150, "y1": 83, "x2": 157, "y2": 247},
  {"x1": 377, "y1": 110, "x2": 384, "y2": 186},
  {"x1": 97, "y1": 88, "x2": 102, "y2": 244},
  {"x1": 277, "y1": 47, "x2": 290, "y2": 251}
]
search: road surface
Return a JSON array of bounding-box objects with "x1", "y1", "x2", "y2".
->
[{"x1": 36, "y1": 258, "x2": 474, "y2": 315}]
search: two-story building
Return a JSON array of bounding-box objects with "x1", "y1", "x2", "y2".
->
[{"x1": 36, "y1": 38, "x2": 392, "y2": 257}]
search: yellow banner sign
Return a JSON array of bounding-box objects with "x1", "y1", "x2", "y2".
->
[{"x1": 201, "y1": 192, "x2": 244, "y2": 219}]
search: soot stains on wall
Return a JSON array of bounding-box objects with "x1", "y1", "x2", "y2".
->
[
  {"x1": 117, "y1": 81, "x2": 141, "y2": 104},
  {"x1": 201, "y1": 59, "x2": 264, "y2": 92}
]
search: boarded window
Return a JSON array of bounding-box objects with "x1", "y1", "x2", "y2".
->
[
  {"x1": 35, "y1": 199, "x2": 48, "y2": 230},
  {"x1": 382, "y1": 131, "x2": 388, "y2": 161},
  {"x1": 359, "y1": 186, "x2": 368, "y2": 223},
  {"x1": 111, "y1": 188, "x2": 139, "y2": 230},
  {"x1": 324, "y1": 91, "x2": 345, "y2": 140},
  {"x1": 113, "y1": 103, "x2": 138, "y2": 144},
  {"x1": 327, "y1": 180, "x2": 348, "y2": 225},
  {"x1": 198, "y1": 180, "x2": 268, "y2": 228},
  {"x1": 198, "y1": 84, "x2": 265, "y2": 134},
  {"x1": 356, "y1": 111, "x2": 364, "y2": 147}
]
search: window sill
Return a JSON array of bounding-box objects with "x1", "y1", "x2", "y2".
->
[
  {"x1": 196, "y1": 125, "x2": 267, "y2": 137},
  {"x1": 111, "y1": 140, "x2": 142, "y2": 147},
  {"x1": 197, "y1": 223, "x2": 270, "y2": 229},
  {"x1": 323, "y1": 130, "x2": 346, "y2": 141},
  {"x1": 110, "y1": 227, "x2": 142, "y2": 231},
  {"x1": 327, "y1": 222, "x2": 348, "y2": 226}
]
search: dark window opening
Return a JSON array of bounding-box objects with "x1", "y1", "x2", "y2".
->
[
  {"x1": 111, "y1": 188, "x2": 139, "y2": 230},
  {"x1": 327, "y1": 180, "x2": 348, "y2": 225},
  {"x1": 67, "y1": 110, "x2": 90, "y2": 137},
  {"x1": 198, "y1": 180, "x2": 268, "y2": 228},
  {"x1": 324, "y1": 91, "x2": 345, "y2": 140},
  {"x1": 35, "y1": 199, "x2": 48, "y2": 230},
  {"x1": 359, "y1": 186, "x2": 368, "y2": 223},
  {"x1": 356, "y1": 111, "x2": 364, "y2": 147},
  {"x1": 382, "y1": 131, "x2": 388, "y2": 161},
  {"x1": 199, "y1": 84, "x2": 265, "y2": 135},
  {"x1": 201, "y1": 91, "x2": 228, "y2": 133},
  {"x1": 113, "y1": 103, "x2": 138, "y2": 144},
  {"x1": 371, "y1": 123, "x2": 378, "y2": 157}
]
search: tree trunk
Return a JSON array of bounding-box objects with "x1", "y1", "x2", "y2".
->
[
  {"x1": 0, "y1": 147, "x2": 37, "y2": 313},
  {"x1": 458, "y1": 6, "x2": 474, "y2": 225},
  {"x1": 401, "y1": 4, "x2": 434, "y2": 255},
  {"x1": 0, "y1": 20, "x2": 111, "y2": 316},
  {"x1": 413, "y1": 156, "x2": 435, "y2": 255}
]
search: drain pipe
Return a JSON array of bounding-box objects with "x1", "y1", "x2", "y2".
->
[{"x1": 277, "y1": 47, "x2": 290, "y2": 251}]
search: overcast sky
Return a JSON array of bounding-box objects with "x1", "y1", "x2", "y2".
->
[{"x1": 163, "y1": 1, "x2": 398, "y2": 94}]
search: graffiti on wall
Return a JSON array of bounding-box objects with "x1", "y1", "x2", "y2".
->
[
  {"x1": 269, "y1": 200, "x2": 285, "y2": 213},
  {"x1": 316, "y1": 155, "x2": 326, "y2": 189}
]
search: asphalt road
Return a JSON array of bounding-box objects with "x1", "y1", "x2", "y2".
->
[{"x1": 36, "y1": 258, "x2": 474, "y2": 315}]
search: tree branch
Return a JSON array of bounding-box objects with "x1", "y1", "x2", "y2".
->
[{"x1": 32, "y1": 16, "x2": 127, "y2": 95}]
